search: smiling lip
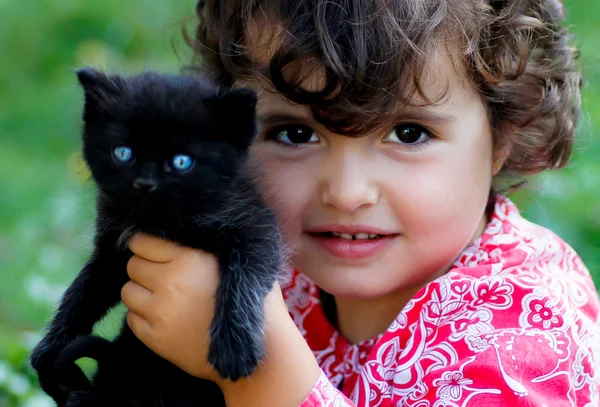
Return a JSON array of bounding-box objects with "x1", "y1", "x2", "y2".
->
[{"x1": 306, "y1": 224, "x2": 399, "y2": 260}]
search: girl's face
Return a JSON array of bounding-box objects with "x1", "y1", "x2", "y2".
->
[{"x1": 247, "y1": 51, "x2": 497, "y2": 299}]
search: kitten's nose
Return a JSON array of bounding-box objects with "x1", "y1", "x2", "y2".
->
[{"x1": 133, "y1": 178, "x2": 158, "y2": 193}]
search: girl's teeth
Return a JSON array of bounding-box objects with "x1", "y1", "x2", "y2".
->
[{"x1": 329, "y1": 232, "x2": 382, "y2": 240}]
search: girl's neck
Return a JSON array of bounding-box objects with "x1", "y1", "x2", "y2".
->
[{"x1": 334, "y1": 288, "x2": 422, "y2": 344}]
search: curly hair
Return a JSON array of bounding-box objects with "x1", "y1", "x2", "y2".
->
[{"x1": 187, "y1": 0, "x2": 581, "y2": 175}]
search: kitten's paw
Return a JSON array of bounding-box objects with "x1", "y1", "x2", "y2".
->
[
  {"x1": 30, "y1": 339, "x2": 70, "y2": 404},
  {"x1": 208, "y1": 328, "x2": 265, "y2": 381}
]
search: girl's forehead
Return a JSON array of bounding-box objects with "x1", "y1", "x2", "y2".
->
[{"x1": 241, "y1": 48, "x2": 475, "y2": 119}]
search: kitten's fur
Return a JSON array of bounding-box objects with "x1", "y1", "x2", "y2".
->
[{"x1": 30, "y1": 68, "x2": 282, "y2": 406}]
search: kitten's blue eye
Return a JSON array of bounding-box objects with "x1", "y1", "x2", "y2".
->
[
  {"x1": 172, "y1": 155, "x2": 194, "y2": 171},
  {"x1": 113, "y1": 146, "x2": 133, "y2": 163}
]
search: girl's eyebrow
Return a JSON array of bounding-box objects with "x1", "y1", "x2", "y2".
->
[
  {"x1": 257, "y1": 112, "x2": 309, "y2": 126},
  {"x1": 393, "y1": 109, "x2": 456, "y2": 125}
]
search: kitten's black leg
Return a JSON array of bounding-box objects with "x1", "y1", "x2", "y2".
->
[
  {"x1": 30, "y1": 229, "x2": 130, "y2": 405},
  {"x1": 56, "y1": 362, "x2": 92, "y2": 393},
  {"x1": 65, "y1": 390, "x2": 104, "y2": 407},
  {"x1": 208, "y1": 234, "x2": 280, "y2": 381}
]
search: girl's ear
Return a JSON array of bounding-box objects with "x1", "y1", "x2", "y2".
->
[
  {"x1": 75, "y1": 67, "x2": 125, "y2": 122},
  {"x1": 492, "y1": 134, "x2": 513, "y2": 176},
  {"x1": 212, "y1": 87, "x2": 258, "y2": 149}
]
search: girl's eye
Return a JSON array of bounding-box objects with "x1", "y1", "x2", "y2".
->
[
  {"x1": 384, "y1": 124, "x2": 432, "y2": 147},
  {"x1": 171, "y1": 154, "x2": 194, "y2": 171},
  {"x1": 113, "y1": 146, "x2": 133, "y2": 163},
  {"x1": 265, "y1": 125, "x2": 319, "y2": 146}
]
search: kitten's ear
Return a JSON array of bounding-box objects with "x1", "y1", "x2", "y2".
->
[
  {"x1": 213, "y1": 87, "x2": 258, "y2": 149},
  {"x1": 75, "y1": 67, "x2": 124, "y2": 121}
]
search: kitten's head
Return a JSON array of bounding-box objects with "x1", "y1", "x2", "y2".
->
[{"x1": 76, "y1": 67, "x2": 257, "y2": 210}]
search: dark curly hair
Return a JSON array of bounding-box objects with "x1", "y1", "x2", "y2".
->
[{"x1": 186, "y1": 0, "x2": 581, "y2": 176}]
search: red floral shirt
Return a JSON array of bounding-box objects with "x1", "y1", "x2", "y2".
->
[{"x1": 282, "y1": 196, "x2": 600, "y2": 406}]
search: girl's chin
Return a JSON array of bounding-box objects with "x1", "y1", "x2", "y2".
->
[{"x1": 298, "y1": 265, "x2": 404, "y2": 297}]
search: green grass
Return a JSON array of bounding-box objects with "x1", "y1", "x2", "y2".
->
[{"x1": 0, "y1": 1, "x2": 598, "y2": 405}]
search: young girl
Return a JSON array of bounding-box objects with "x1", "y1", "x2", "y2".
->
[{"x1": 120, "y1": 0, "x2": 600, "y2": 405}]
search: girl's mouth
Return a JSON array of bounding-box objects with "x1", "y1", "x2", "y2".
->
[{"x1": 307, "y1": 227, "x2": 398, "y2": 260}]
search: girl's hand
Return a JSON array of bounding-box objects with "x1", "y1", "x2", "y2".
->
[{"x1": 121, "y1": 233, "x2": 222, "y2": 381}]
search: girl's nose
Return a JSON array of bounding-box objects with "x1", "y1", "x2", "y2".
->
[{"x1": 319, "y1": 151, "x2": 378, "y2": 214}]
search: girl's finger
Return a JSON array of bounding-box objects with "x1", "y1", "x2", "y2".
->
[
  {"x1": 126, "y1": 310, "x2": 154, "y2": 347},
  {"x1": 128, "y1": 233, "x2": 182, "y2": 263},
  {"x1": 126, "y1": 255, "x2": 163, "y2": 291},
  {"x1": 121, "y1": 280, "x2": 154, "y2": 321}
]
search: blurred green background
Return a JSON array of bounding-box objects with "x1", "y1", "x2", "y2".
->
[{"x1": 0, "y1": 1, "x2": 598, "y2": 406}]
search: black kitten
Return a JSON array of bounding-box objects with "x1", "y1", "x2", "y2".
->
[{"x1": 30, "y1": 68, "x2": 282, "y2": 406}]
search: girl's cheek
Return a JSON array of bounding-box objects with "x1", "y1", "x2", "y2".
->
[
  {"x1": 249, "y1": 147, "x2": 311, "y2": 242},
  {"x1": 390, "y1": 148, "x2": 491, "y2": 234},
  {"x1": 248, "y1": 150, "x2": 283, "y2": 209}
]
